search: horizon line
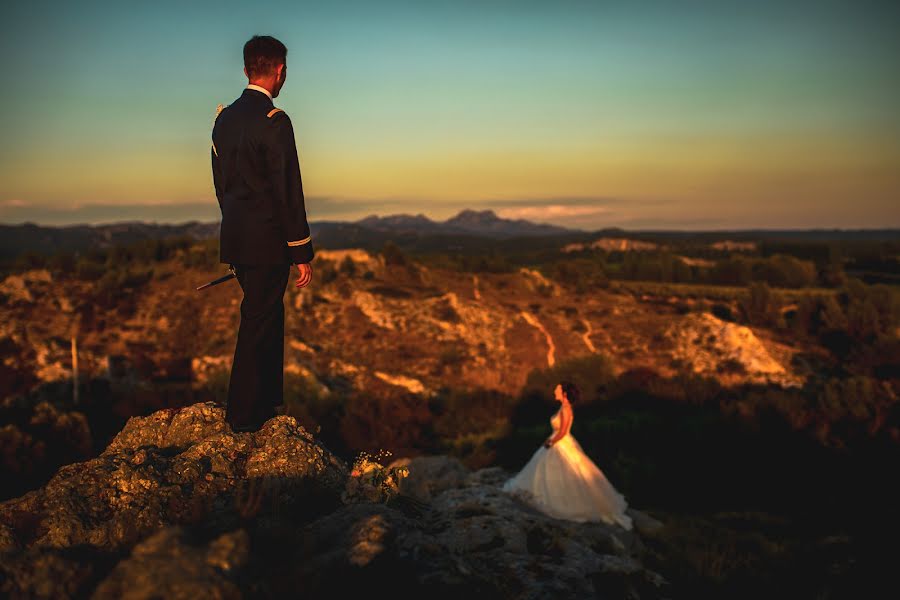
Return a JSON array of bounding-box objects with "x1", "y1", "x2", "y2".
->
[{"x1": 2, "y1": 216, "x2": 898, "y2": 234}]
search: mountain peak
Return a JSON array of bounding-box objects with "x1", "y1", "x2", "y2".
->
[
  {"x1": 447, "y1": 208, "x2": 500, "y2": 220},
  {"x1": 350, "y1": 208, "x2": 571, "y2": 237},
  {"x1": 355, "y1": 213, "x2": 438, "y2": 229}
]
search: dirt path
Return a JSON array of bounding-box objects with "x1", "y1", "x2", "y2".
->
[
  {"x1": 581, "y1": 318, "x2": 597, "y2": 353},
  {"x1": 520, "y1": 311, "x2": 556, "y2": 367}
]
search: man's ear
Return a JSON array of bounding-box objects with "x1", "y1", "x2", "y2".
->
[
  {"x1": 277, "y1": 63, "x2": 285, "y2": 80},
  {"x1": 243, "y1": 66, "x2": 248, "y2": 79}
]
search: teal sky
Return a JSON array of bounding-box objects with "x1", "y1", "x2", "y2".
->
[{"x1": 1, "y1": 0, "x2": 898, "y2": 229}]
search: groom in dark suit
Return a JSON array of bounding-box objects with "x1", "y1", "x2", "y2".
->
[{"x1": 211, "y1": 35, "x2": 314, "y2": 432}]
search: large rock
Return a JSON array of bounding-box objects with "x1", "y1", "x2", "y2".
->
[
  {"x1": 0, "y1": 403, "x2": 666, "y2": 599},
  {"x1": 0, "y1": 402, "x2": 346, "y2": 597},
  {"x1": 91, "y1": 527, "x2": 248, "y2": 600},
  {"x1": 667, "y1": 311, "x2": 803, "y2": 387}
]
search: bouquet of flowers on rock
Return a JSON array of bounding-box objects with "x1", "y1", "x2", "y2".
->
[{"x1": 342, "y1": 450, "x2": 410, "y2": 504}]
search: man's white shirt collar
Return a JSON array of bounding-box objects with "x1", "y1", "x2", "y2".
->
[{"x1": 246, "y1": 84, "x2": 273, "y2": 100}]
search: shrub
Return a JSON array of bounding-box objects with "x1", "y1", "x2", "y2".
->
[
  {"x1": 521, "y1": 353, "x2": 617, "y2": 409},
  {"x1": 752, "y1": 254, "x2": 817, "y2": 288},
  {"x1": 740, "y1": 281, "x2": 785, "y2": 329},
  {"x1": 380, "y1": 241, "x2": 407, "y2": 266},
  {"x1": 339, "y1": 389, "x2": 436, "y2": 456},
  {"x1": 316, "y1": 259, "x2": 338, "y2": 284},
  {"x1": 75, "y1": 257, "x2": 105, "y2": 281},
  {"x1": 339, "y1": 256, "x2": 357, "y2": 277},
  {"x1": 711, "y1": 303, "x2": 736, "y2": 322}
]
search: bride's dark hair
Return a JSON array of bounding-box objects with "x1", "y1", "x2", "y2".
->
[{"x1": 559, "y1": 380, "x2": 581, "y2": 405}]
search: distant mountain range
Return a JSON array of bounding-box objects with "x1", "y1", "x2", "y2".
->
[
  {"x1": 354, "y1": 209, "x2": 573, "y2": 237},
  {"x1": 0, "y1": 210, "x2": 578, "y2": 260},
  {"x1": 0, "y1": 221, "x2": 220, "y2": 262},
  {"x1": 1, "y1": 209, "x2": 898, "y2": 261}
]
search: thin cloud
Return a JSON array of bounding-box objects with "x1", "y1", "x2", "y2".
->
[
  {"x1": 0, "y1": 196, "x2": 770, "y2": 231},
  {"x1": 0, "y1": 198, "x2": 30, "y2": 208},
  {"x1": 497, "y1": 205, "x2": 611, "y2": 220}
]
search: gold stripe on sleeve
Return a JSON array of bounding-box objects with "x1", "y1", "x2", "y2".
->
[
  {"x1": 267, "y1": 108, "x2": 284, "y2": 118},
  {"x1": 287, "y1": 235, "x2": 311, "y2": 247},
  {"x1": 212, "y1": 141, "x2": 218, "y2": 157}
]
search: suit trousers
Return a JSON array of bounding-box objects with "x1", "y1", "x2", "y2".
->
[{"x1": 225, "y1": 263, "x2": 291, "y2": 427}]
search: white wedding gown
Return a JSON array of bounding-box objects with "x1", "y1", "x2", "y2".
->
[{"x1": 502, "y1": 408, "x2": 633, "y2": 529}]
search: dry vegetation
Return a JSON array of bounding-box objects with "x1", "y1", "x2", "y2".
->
[{"x1": 1, "y1": 233, "x2": 898, "y2": 598}]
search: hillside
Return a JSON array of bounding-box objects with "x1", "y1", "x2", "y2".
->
[{"x1": 0, "y1": 250, "x2": 813, "y2": 405}]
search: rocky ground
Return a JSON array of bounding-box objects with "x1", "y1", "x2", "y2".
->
[
  {"x1": 0, "y1": 252, "x2": 813, "y2": 403},
  {"x1": 0, "y1": 402, "x2": 667, "y2": 599}
]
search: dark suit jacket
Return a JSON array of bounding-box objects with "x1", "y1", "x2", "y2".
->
[{"x1": 211, "y1": 88, "x2": 315, "y2": 265}]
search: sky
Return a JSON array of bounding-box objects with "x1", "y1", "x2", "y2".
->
[{"x1": 0, "y1": 0, "x2": 898, "y2": 230}]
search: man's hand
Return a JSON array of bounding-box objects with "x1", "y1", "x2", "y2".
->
[
  {"x1": 294, "y1": 263, "x2": 313, "y2": 288},
  {"x1": 543, "y1": 439, "x2": 554, "y2": 449}
]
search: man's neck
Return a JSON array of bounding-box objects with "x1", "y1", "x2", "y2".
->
[{"x1": 246, "y1": 83, "x2": 273, "y2": 100}]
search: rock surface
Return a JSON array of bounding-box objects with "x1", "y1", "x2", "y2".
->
[
  {"x1": 0, "y1": 402, "x2": 666, "y2": 599},
  {"x1": 667, "y1": 312, "x2": 803, "y2": 387}
]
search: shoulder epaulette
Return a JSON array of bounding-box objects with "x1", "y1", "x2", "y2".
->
[
  {"x1": 211, "y1": 104, "x2": 225, "y2": 157},
  {"x1": 267, "y1": 108, "x2": 285, "y2": 118}
]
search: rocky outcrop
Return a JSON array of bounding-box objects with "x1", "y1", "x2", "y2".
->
[
  {"x1": 0, "y1": 402, "x2": 666, "y2": 599},
  {"x1": 667, "y1": 312, "x2": 803, "y2": 387},
  {"x1": 316, "y1": 248, "x2": 383, "y2": 273},
  {"x1": 389, "y1": 457, "x2": 666, "y2": 599},
  {"x1": 0, "y1": 269, "x2": 52, "y2": 304},
  {"x1": 0, "y1": 404, "x2": 341, "y2": 551},
  {"x1": 563, "y1": 238, "x2": 661, "y2": 253}
]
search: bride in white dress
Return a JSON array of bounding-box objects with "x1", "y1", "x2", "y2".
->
[{"x1": 503, "y1": 381, "x2": 633, "y2": 529}]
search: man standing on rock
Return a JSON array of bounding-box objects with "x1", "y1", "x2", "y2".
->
[{"x1": 211, "y1": 35, "x2": 314, "y2": 432}]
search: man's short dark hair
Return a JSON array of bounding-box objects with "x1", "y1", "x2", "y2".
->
[{"x1": 244, "y1": 35, "x2": 287, "y2": 78}]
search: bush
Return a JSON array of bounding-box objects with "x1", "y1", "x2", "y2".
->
[
  {"x1": 283, "y1": 371, "x2": 345, "y2": 453},
  {"x1": 752, "y1": 254, "x2": 817, "y2": 288},
  {"x1": 339, "y1": 256, "x2": 357, "y2": 277},
  {"x1": 12, "y1": 251, "x2": 46, "y2": 271},
  {"x1": 430, "y1": 387, "x2": 515, "y2": 440},
  {"x1": 551, "y1": 257, "x2": 609, "y2": 292},
  {"x1": 75, "y1": 257, "x2": 105, "y2": 281},
  {"x1": 380, "y1": 241, "x2": 407, "y2": 266},
  {"x1": 740, "y1": 282, "x2": 785, "y2": 329},
  {"x1": 339, "y1": 389, "x2": 435, "y2": 456},
  {"x1": 711, "y1": 302, "x2": 736, "y2": 322},
  {"x1": 180, "y1": 240, "x2": 219, "y2": 269},
  {"x1": 709, "y1": 256, "x2": 753, "y2": 286},
  {"x1": 316, "y1": 259, "x2": 338, "y2": 284},
  {"x1": 520, "y1": 353, "x2": 617, "y2": 410}
]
